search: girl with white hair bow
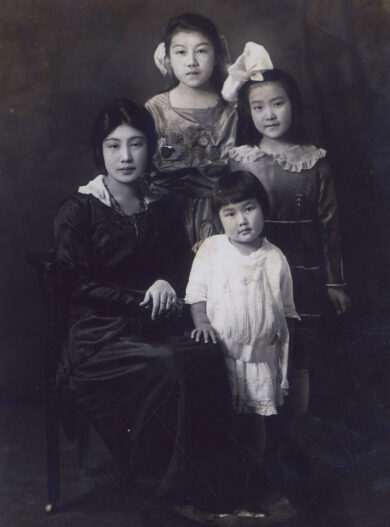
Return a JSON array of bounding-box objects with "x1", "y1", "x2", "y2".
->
[
  {"x1": 224, "y1": 42, "x2": 351, "y2": 416},
  {"x1": 145, "y1": 13, "x2": 237, "y2": 248}
]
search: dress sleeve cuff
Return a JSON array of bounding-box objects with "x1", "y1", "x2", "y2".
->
[{"x1": 184, "y1": 294, "x2": 206, "y2": 305}]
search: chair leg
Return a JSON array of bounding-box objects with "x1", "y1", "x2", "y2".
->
[
  {"x1": 78, "y1": 418, "x2": 91, "y2": 475},
  {"x1": 45, "y1": 390, "x2": 61, "y2": 513}
]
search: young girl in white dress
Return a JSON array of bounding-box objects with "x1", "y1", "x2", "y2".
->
[
  {"x1": 146, "y1": 13, "x2": 237, "y2": 246},
  {"x1": 185, "y1": 170, "x2": 299, "y2": 512}
]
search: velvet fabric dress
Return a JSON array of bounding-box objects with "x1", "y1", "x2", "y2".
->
[
  {"x1": 54, "y1": 179, "x2": 230, "y2": 483},
  {"x1": 145, "y1": 92, "x2": 237, "y2": 245},
  {"x1": 229, "y1": 145, "x2": 346, "y2": 367}
]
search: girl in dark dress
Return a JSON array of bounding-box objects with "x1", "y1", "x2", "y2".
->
[
  {"x1": 54, "y1": 98, "x2": 228, "y2": 497},
  {"x1": 224, "y1": 43, "x2": 351, "y2": 413}
]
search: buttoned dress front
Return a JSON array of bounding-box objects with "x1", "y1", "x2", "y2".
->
[{"x1": 229, "y1": 144, "x2": 346, "y2": 367}]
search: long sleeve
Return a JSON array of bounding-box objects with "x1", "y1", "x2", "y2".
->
[
  {"x1": 55, "y1": 196, "x2": 138, "y2": 312},
  {"x1": 279, "y1": 254, "x2": 300, "y2": 319},
  {"x1": 317, "y1": 161, "x2": 346, "y2": 286},
  {"x1": 274, "y1": 252, "x2": 297, "y2": 391},
  {"x1": 144, "y1": 194, "x2": 192, "y2": 297}
]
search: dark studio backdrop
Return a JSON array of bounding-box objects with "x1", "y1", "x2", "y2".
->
[{"x1": 0, "y1": 0, "x2": 388, "y2": 425}]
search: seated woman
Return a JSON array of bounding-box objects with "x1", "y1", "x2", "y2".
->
[{"x1": 54, "y1": 98, "x2": 229, "y2": 496}]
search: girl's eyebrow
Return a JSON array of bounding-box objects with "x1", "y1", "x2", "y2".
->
[
  {"x1": 251, "y1": 95, "x2": 286, "y2": 103},
  {"x1": 222, "y1": 199, "x2": 256, "y2": 211},
  {"x1": 172, "y1": 42, "x2": 210, "y2": 48},
  {"x1": 104, "y1": 136, "x2": 144, "y2": 142}
]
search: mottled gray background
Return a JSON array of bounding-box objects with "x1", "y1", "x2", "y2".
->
[{"x1": 0, "y1": 0, "x2": 389, "y2": 398}]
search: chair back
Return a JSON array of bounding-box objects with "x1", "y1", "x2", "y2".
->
[{"x1": 27, "y1": 250, "x2": 67, "y2": 388}]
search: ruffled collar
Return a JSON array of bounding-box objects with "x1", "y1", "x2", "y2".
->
[
  {"x1": 78, "y1": 174, "x2": 111, "y2": 206},
  {"x1": 228, "y1": 144, "x2": 326, "y2": 173}
]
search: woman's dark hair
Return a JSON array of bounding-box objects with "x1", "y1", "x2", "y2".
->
[
  {"x1": 213, "y1": 170, "x2": 270, "y2": 218},
  {"x1": 92, "y1": 98, "x2": 157, "y2": 171},
  {"x1": 236, "y1": 69, "x2": 308, "y2": 146},
  {"x1": 163, "y1": 13, "x2": 226, "y2": 92}
]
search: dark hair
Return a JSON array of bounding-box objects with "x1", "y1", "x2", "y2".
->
[
  {"x1": 163, "y1": 13, "x2": 226, "y2": 92},
  {"x1": 213, "y1": 170, "x2": 270, "y2": 218},
  {"x1": 236, "y1": 69, "x2": 308, "y2": 146},
  {"x1": 92, "y1": 98, "x2": 157, "y2": 172}
]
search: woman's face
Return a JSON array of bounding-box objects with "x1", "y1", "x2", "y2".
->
[
  {"x1": 102, "y1": 124, "x2": 148, "y2": 184},
  {"x1": 168, "y1": 30, "x2": 215, "y2": 89},
  {"x1": 248, "y1": 82, "x2": 292, "y2": 141}
]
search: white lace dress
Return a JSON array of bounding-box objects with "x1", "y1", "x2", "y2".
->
[{"x1": 185, "y1": 235, "x2": 299, "y2": 415}]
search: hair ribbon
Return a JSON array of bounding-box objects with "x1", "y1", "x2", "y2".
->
[
  {"x1": 221, "y1": 42, "x2": 273, "y2": 102},
  {"x1": 153, "y1": 42, "x2": 169, "y2": 76}
]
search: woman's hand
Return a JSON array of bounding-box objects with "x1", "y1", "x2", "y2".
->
[
  {"x1": 191, "y1": 324, "x2": 218, "y2": 344},
  {"x1": 327, "y1": 287, "x2": 351, "y2": 315},
  {"x1": 140, "y1": 280, "x2": 177, "y2": 320}
]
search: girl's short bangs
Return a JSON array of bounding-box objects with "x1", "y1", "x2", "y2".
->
[
  {"x1": 215, "y1": 184, "x2": 256, "y2": 208},
  {"x1": 213, "y1": 171, "x2": 270, "y2": 217}
]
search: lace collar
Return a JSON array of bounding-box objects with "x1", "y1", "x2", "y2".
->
[{"x1": 229, "y1": 144, "x2": 326, "y2": 173}]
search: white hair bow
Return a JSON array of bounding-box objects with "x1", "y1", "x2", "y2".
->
[
  {"x1": 153, "y1": 42, "x2": 169, "y2": 76},
  {"x1": 221, "y1": 42, "x2": 273, "y2": 102}
]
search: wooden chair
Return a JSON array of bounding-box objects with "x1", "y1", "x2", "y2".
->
[
  {"x1": 27, "y1": 251, "x2": 192, "y2": 513},
  {"x1": 27, "y1": 250, "x2": 91, "y2": 514}
]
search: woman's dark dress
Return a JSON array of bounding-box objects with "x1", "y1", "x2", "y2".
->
[{"x1": 55, "y1": 191, "x2": 228, "y2": 477}]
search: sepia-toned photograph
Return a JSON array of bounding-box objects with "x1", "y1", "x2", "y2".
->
[{"x1": 0, "y1": 1, "x2": 389, "y2": 525}]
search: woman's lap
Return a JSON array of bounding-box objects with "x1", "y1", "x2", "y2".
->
[
  {"x1": 71, "y1": 334, "x2": 223, "y2": 384},
  {"x1": 66, "y1": 334, "x2": 231, "y2": 473}
]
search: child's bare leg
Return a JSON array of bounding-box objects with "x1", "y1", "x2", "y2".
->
[{"x1": 228, "y1": 413, "x2": 269, "y2": 512}]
